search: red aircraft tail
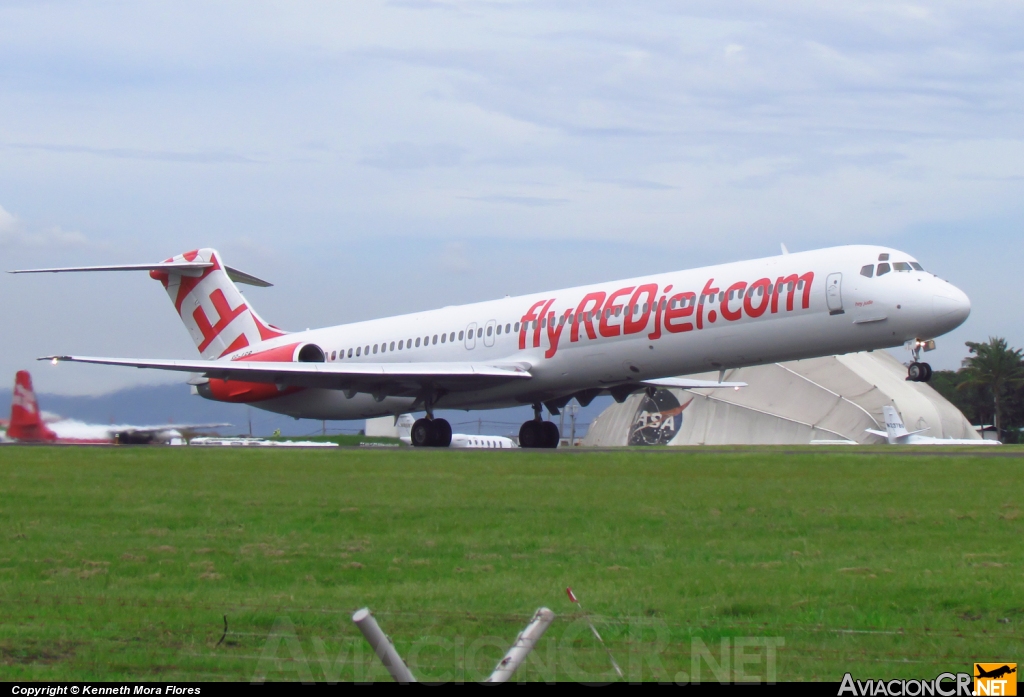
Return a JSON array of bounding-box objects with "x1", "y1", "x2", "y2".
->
[{"x1": 7, "y1": 371, "x2": 57, "y2": 442}]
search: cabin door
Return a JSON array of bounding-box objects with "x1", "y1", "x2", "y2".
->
[{"x1": 826, "y1": 273, "x2": 844, "y2": 315}]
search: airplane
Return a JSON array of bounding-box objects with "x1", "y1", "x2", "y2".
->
[
  {"x1": 866, "y1": 405, "x2": 1000, "y2": 445},
  {"x1": 393, "y1": 413, "x2": 518, "y2": 448},
  {"x1": 975, "y1": 665, "x2": 1016, "y2": 680},
  {"x1": 11, "y1": 244, "x2": 970, "y2": 448},
  {"x1": 4, "y1": 370, "x2": 228, "y2": 445}
]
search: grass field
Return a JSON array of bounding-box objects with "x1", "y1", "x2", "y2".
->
[{"x1": 0, "y1": 445, "x2": 1021, "y2": 682}]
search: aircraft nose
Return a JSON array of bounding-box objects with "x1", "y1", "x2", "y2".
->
[{"x1": 932, "y1": 284, "x2": 971, "y2": 329}]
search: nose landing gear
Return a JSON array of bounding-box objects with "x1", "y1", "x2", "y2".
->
[
  {"x1": 907, "y1": 362, "x2": 932, "y2": 382},
  {"x1": 518, "y1": 403, "x2": 561, "y2": 449},
  {"x1": 906, "y1": 339, "x2": 935, "y2": 382}
]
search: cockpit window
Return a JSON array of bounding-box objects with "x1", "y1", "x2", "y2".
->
[
  {"x1": 877, "y1": 263, "x2": 891, "y2": 276},
  {"x1": 860, "y1": 264, "x2": 874, "y2": 278},
  {"x1": 878, "y1": 253, "x2": 889, "y2": 261},
  {"x1": 893, "y1": 262, "x2": 912, "y2": 271},
  {"x1": 910, "y1": 262, "x2": 924, "y2": 271}
]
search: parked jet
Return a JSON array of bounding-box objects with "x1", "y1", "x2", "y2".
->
[
  {"x1": 393, "y1": 413, "x2": 517, "y2": 448},
  {"x1": 4, "y1": 370, "x2": 228, "y2": 445},
  {"x1": 866, "y1": 405, "x2": 999, "y2": 445},
  {"x1": 12, "y1": 245, "x2": 970, "y2": 448}
]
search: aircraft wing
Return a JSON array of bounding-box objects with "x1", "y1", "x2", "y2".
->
[
  {"x1": 41, "y1": 355, "x2": 531, "y2": 395},
  {"x1": 114, "y1": 423, "x2": 232, "y2": 435},
  {"x1": 865, "y1": 429, "x2": 888, "y2": 438},
  {"x1": 642, "y1": 377, "x2": 747, "y2": 389}
]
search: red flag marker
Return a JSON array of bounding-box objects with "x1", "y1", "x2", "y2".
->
[{"x1": 566, "y1": 587, "x2": 578, "y2": 603}]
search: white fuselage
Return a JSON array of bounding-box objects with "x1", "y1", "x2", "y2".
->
[{"x1": 206, "y1": 245, "x2": 970, "y2": 421}]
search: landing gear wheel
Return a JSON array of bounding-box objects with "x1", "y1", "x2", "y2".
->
[
  {"x1": 907, "y1": 362, "x2": 923, "y2": 382},
  {"x1": 519, "y1": 420, "x2": 543, "y2": 448},
  {"x1": 431, "y1": 418, "x2": 452, "y2": 447},
  {"x1": 541, "y1": 421, "x2": 560, "y2": 449},
  {"x1": 411, "y1": 418, "x2": 434, "y2": 447},
  {"x1": 920, "y1": 362, "x2": 932, "y2": 382}
]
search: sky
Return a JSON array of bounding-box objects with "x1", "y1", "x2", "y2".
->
[{"x1": 1, "y1": 1, "x2": 1022, "y2": 397}]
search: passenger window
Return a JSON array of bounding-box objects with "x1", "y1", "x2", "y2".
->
[
  {"x1": 432, "y1": 335, "x2": 438, "y2": 345},
  {"x1": 477, "y1": 328, "x2": 482, "y2": 338},
  {"x1": 390, "y1": 341, "x2": 395, "y2": 351},
  {"x1": 877, "y1": 263, "x2": 890, "y2": 276},
  {"x1": 487, "y1": 325, "x2": 492, "y2": 336},
  {"x1": 910, "y1": 262, "x2": 924, "y2": 271},
  {"x1": 331, "y1": 351, "x2": 336, "y2": 360},
  {"x1": 643, "y1": 303, "x2": 649, "y2": 313},
  {"x1": 450, "y1": 332, "x2": 455, "y2": 342},
  {"x1": 860, "y1": 264, "x2": 874, "y2": 278},
  {"x1": 399, "y1": 340, "x2": 404, "y2": 349},
  {"x1": 505, "y1": 323, "x2": 511, "y2": 333},
  {"x1": 373, "y1": 344, "x2": 378, "y2": 354},
  {"x1": 514, "y1": 322, "x2": 520, "y2": 332},
  {"x1": 415, "y1": 338, "x2": 421, "y2": 347},
  {"x1": 356, "y1": 347, "x2": 361, "y2": 357},
  {"x1": 894, "y1": 262, "x2": 911, "y2": 271},
  {"x1": 458, "y1": 331, "x2": 464, "y2": 341},
  {"x1": 348, "y1": 349, "x2": 352, "y2": 358},
  {"x1": 441, "y1": 333, "x2": 446, "y2": 343},
  {"x1": 540, "y1": 318, "x2": 546, "y2": 329},
  {"x1": 496, "y1": 325, "x2": 501, "y2": 335},
  {"x1": 364, "y1": 345, "x2": 370, "y2": 355}
]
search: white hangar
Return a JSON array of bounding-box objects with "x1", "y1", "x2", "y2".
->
[{"x1": 582, "y1": 351, "x2": 979, "y2": 446}]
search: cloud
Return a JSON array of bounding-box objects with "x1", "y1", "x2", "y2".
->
[
  {"x1": 460, "y1": 194, "x2": 570, "y2": 207},
  {"x1": 9, "y1": 143, "x2": 257, "y2": 164},
  {"x1": 0, "y1": 204, "x2": 88, "y2": 249},
  {"x1": 435, "y1": 241, "x2": 472, "y2": 274},
  {"x1": 359, "y1": 142, "x2": 466, "y2": 169}
]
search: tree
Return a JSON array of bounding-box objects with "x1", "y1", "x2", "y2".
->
[{"x1": 957, "y1": 337, "x2": 1024, "y2": 440}]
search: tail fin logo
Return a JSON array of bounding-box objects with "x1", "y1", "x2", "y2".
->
[
  {"x1": 151, "y1": 248, "x2": 285, "y2": 359},
  {"x1": 12, "y1": 382, "x2": 37, "y2": 416},
  {"x1": 8, "y1": 371, "x2": 56, "y2": 441},
  {"x1": 194, "y1": 289, "x2": 248, "y2": 353}
]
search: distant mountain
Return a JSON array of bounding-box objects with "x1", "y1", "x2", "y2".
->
[{"x1": 0, "y1": 381, "x2": 609, "y2": 439}]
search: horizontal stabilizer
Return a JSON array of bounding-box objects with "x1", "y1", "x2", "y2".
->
[
  {"x1": 641, "y1": 377, "x2": 746, "y2": 390},
  {"x1": 9, "y1": 261, "x2": 272, "y2": 287}
]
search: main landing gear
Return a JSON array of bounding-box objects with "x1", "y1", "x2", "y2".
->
[
  {"x1": 518, "y1": 404, "x2": 560, "y2": 449},
  {"x1": 410, "y1": 417, "x2": 452, "y2": 447}
]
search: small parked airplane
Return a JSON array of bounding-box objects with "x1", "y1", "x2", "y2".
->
[
  {"x1": 12, "y1": 244, "x2": 970, "y2": 448},
  {"x1": 4, "y1": 370, "x2": 228, "y2": 445},
  {"x1": 393, "y1": 413, "x2": 517, "y2": 448},
  {"x1": 866, "y1": 405, "x2": 999, "y2": 445}
]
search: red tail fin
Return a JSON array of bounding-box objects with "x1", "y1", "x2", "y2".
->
[{"x1": 8, "y1": 371, "x2": 57, "y2": 442}]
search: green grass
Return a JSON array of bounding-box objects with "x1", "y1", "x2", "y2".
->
[
  {"x1": 0, "y1": 446, "x2": 1021, "y2": 682},
  {"x1": 269, "y1": 434, "x2": 403, "y2": 446}
]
